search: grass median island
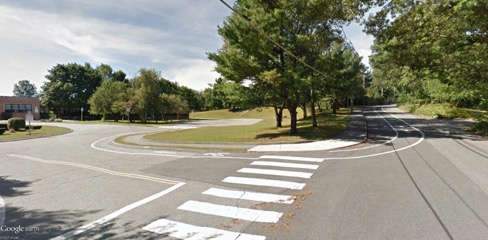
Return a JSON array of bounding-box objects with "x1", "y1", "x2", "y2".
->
[
  {"x1": 143, "y1": 108, "x2": 350, "y2": 144},
  {"x1": 0, "y1": 125, "x2": 72, "y2": 142}
]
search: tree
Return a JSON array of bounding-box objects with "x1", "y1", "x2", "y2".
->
[
  {"x1": 13, "y1": 80, "x2": 38, "y2": 97},
  {"x1": 41, "y1": 63, "x2": 102, "y2": 117},
  {"x1": 130, "y1": 68, "x2": 162, "y2": 123},
  {"x1": 88, "y1": 80, "x2": 128, "y2": 121},
  {"x1": 160, "y1": 94, "x2": 190, "y2": 120},
  {"x1": 367, "y1": 0, "x2": 488, "y2": 108},
  {"x1": 209, "y1": 0, "x2": 366, "y2": 133}
]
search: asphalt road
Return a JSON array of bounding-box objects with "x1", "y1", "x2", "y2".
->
[{"x1": 1, "y1": 105, "x2": 487, "y2": 240}]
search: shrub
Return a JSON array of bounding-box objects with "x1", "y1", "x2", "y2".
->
[
  {"x1": 0, "y1": 123, "x2": 7, "y2": 129},
  {"x1": 0, "y1": 128, "x2": 5, "y2": 135},
  {"x1": 7, "y1": 117, "x2": 26, "y2": 131},
  {"x1": 1, "y1": 112, "x2": 12, "y2": 120},
  {"x1": 32, "y1": 125, "x2": 42, "y2": 130},
  {"x1": 472, "y1": 121, "x2": 488, "y2": 136}
]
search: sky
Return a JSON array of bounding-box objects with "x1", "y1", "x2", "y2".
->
[{"x1": 0, "y1": 0, "x2": 374, "y2": 96}]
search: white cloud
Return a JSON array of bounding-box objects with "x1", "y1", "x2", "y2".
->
[
  {"x1": 0, "y1": 2, "x2": 230, "y2": 95},
  {"x1": 343, "y1": 22, "x2": 374, "y2": 68},
  {"x1": 0, "y1": 0, "x2": 374, "y2": 97},
  {"x1": 170, "y1": 59, "x2": 220, "y2": 91}
]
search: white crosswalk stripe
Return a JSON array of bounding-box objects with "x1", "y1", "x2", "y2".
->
[
  {"x1": 178, "y1": 200, "x2": 283, "y2": 223},
  {"x1": 222, "y1": 176, "x2": 306, "y2": 190},
  {"x1": 144, "y1": 154, "x2": 324, "y2": 239},
  {"x1": 144, "y1": 219, "x2": 266, "y2": 240},
  {"x1": 259, "y1": 155, "x2": 324, "y2": 162},
  {"x1": 237, "y1": 167, "x2": 313, "y2": 178},
  {"x1": 202, "y1": 187, "x2": 294, "y2": 204},
  {"x1": 250, "y1": 160, "x2": 319, "y2": 169}
]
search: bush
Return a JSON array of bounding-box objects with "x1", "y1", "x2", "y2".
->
[
  {"x1": 1, "y1": 112, "x2": 12, "y2": 120},
  {"x1": 7, "y1": 117, "x2": 26, "y2": 131},
  {"x1": 400, "y1": 103, "x2": 471, "y2": 119},
  {"x1": 472, "y1": 121, "x2": 488, "y2": 136},
  {"x1": 32, "y1": 125, "x2": 42, "y2": 130},
  {"x1": 0, "y1": 128, "x2": 5, "y2": 135},
  {"x1": 0, "y1": 123, "x2": 7, "y2": 129}
]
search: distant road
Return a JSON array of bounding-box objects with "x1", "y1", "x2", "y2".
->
[{"x1": 0, "y1": 105, "x2": 487, "y2": 239}]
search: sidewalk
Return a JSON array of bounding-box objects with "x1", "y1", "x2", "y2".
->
[
  {"x1": 120, "y1": 109, "x2": 367, "y2": 152},
  {"x1": 248, "y1": 109, "x2": 367, "y2": 152}
]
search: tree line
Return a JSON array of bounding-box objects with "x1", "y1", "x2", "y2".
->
[
  {"x1": 367, "y1": 0, "x2": 488, "y2": 110},
  {"x1": 15, "y1": 63, "x2": 205, "y2": 122}
]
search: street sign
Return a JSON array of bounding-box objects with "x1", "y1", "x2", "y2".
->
[
  {"x1": 26, "y1": 111, "x2": 33, "y2": 135},
  {"x1": 126, "y1": 103, "x2": 131, "y2": 113},
  {"x1": 25, "y1": 111, "x2": 34, "y2": 122}
]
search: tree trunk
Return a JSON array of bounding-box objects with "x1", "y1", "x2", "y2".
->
[
  {"x1": 273, "y1": 106, "x2": 283, "y2": 128},
  {"x1": 311, "y1": 88, "x2": 318, "y2": 127},
  {"x1": 287, "y1": 95, "x2": 299, "y2": 134},
  {"x1": 288, "y1": 106, "x2": 298, "y2": 134},
  {"x1": 332, "y1": 99, "x2": 337, "y2": 114},
  {"x1": 301, "y1": 102, "x2": 307, "y2": 119}
]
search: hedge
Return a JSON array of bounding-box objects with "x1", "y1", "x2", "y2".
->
[{"x1": 7, "y1": 118, "x2": 26, "y2": 131}]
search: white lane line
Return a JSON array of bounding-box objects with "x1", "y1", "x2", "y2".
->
[
  {"x1": 51, "y1": 182, "x2": 185, "y2": 240},
  {"x1": 91, "y1": 134, "x2": 258, "y2": 160},
  {"x1": 250, "y1": 161, "x2": 319, "y2": 170},
  {"x1": 8, "y1": 154, "x2": 179, "y2": 185},
  {"x1": 259, "y1": 155, "x2": 324, "y2": 162},
  {"x1": 178, "y1": 200, "x2": 282, "y2": 223},
  {"x1": 202, "y1": 187, "x2": 294, "y2": 204},
  {"x1": 223, "y1": 176, "x2": 305, "y2": 190},
  {"x1": 323, "y1": 107, "x2": 426, "y2": 160},
  {"x1": 143, "y1": 219, "x2": 266, "y2": 240},
  {"x1": 0, "y1": 195, "x2": 5, "y2": 227},
  {"x1": 329, "y1": 143, "x2": 381, "y2": 152},
  {"x1": 237, "y1": 168, "x2": 313, "y2": 179}
]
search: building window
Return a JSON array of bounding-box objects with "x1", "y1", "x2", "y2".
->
[{"x1": 3, "y1": 104, "x2": 32, "y2": 113}]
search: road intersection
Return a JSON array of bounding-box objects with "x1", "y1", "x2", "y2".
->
[{"x1": 1, "y1": 105, "x2": 488, "y2": 239}]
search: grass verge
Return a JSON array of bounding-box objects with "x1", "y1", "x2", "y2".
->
[
  {"x1": 0, "y1": 125, "x2": 72, "y2": 142},
  {"x1": 142, "y1": 108, "x2": 350, "y2": 144}
]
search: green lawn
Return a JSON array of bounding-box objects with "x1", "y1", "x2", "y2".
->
[
  {"x1": 143, "y1": 108, "x2": 350, "y2": 143},
  {"x1": 0, "y1": 125, "x2": 72, "y2": 142}
]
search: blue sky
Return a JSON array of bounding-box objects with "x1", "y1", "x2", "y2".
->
[{"x1": 0, "y1": 0, "x2": 373, "y2": 96}]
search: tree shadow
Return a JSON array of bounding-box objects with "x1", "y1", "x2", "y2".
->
[
  {"x1": 0, "y1": 176, "x2": 102, "y2": 240},
  {"x1": 69, "y1": 216, "x2": 171, "y2": 240},
  {"x1": 0, "y1": 176, "x2": 32, "y2": 197}
]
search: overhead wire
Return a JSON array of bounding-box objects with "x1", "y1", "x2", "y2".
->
[{"x1": 218, "y1": 0, "x2": 331, "y2": 77}]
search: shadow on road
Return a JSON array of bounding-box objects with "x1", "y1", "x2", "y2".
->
[{"x1": 0, "y1": 176, "x2": 102, "y2": 240}]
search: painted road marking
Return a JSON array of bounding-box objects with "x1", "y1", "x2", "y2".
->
[
  {"x1": 178, "y1": 200, "x2": 283, "y2": 223},
  {"x1": 222, "y1": 176, "x2": 305, "y2": 190},
  {"x1": 0, "y1": 195, "x2": 5, "y2": 227},
  {"x1": 143, "y1": 219, "x2": 266, "y2": 240},
  {"x1": 51, "y1": 182, "x2": 185, "y2": 240},
  {"x1": 237, "y1": 168, "x2": 313, "y2": 179},
  {"x1": 91, "y1": 134, "x2": 258, "y2": 160},
  {"x1": 259, "y1": 155, "x2": 324, "y2": 162},
  {"x1": 250, "y1": 161, "x2": 319, "y2": 170},
  {"x1": 311, "y1": 106, "x2": 426, "y2": 161},
  {"x1": 202, "y1": 187, "x2": 294, "y2": 204},
  {"x1": 8, "y1": 154, "x2": 179, "y2": 185}
]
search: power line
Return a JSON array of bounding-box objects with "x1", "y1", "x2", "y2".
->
[{"x1": 218, "y1": 0, "x2": 328, "y2": 77}]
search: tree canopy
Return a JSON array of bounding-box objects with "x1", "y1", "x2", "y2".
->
[
  {"x1": 367, "y1": 0, "x2": 488, "y2": 109},
  {"x1": 209, "y1": 0, "x2": 367, "y2": 133},
  {"x1": 13, "y1": 80, "x2": 37, "y2": 97}
]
